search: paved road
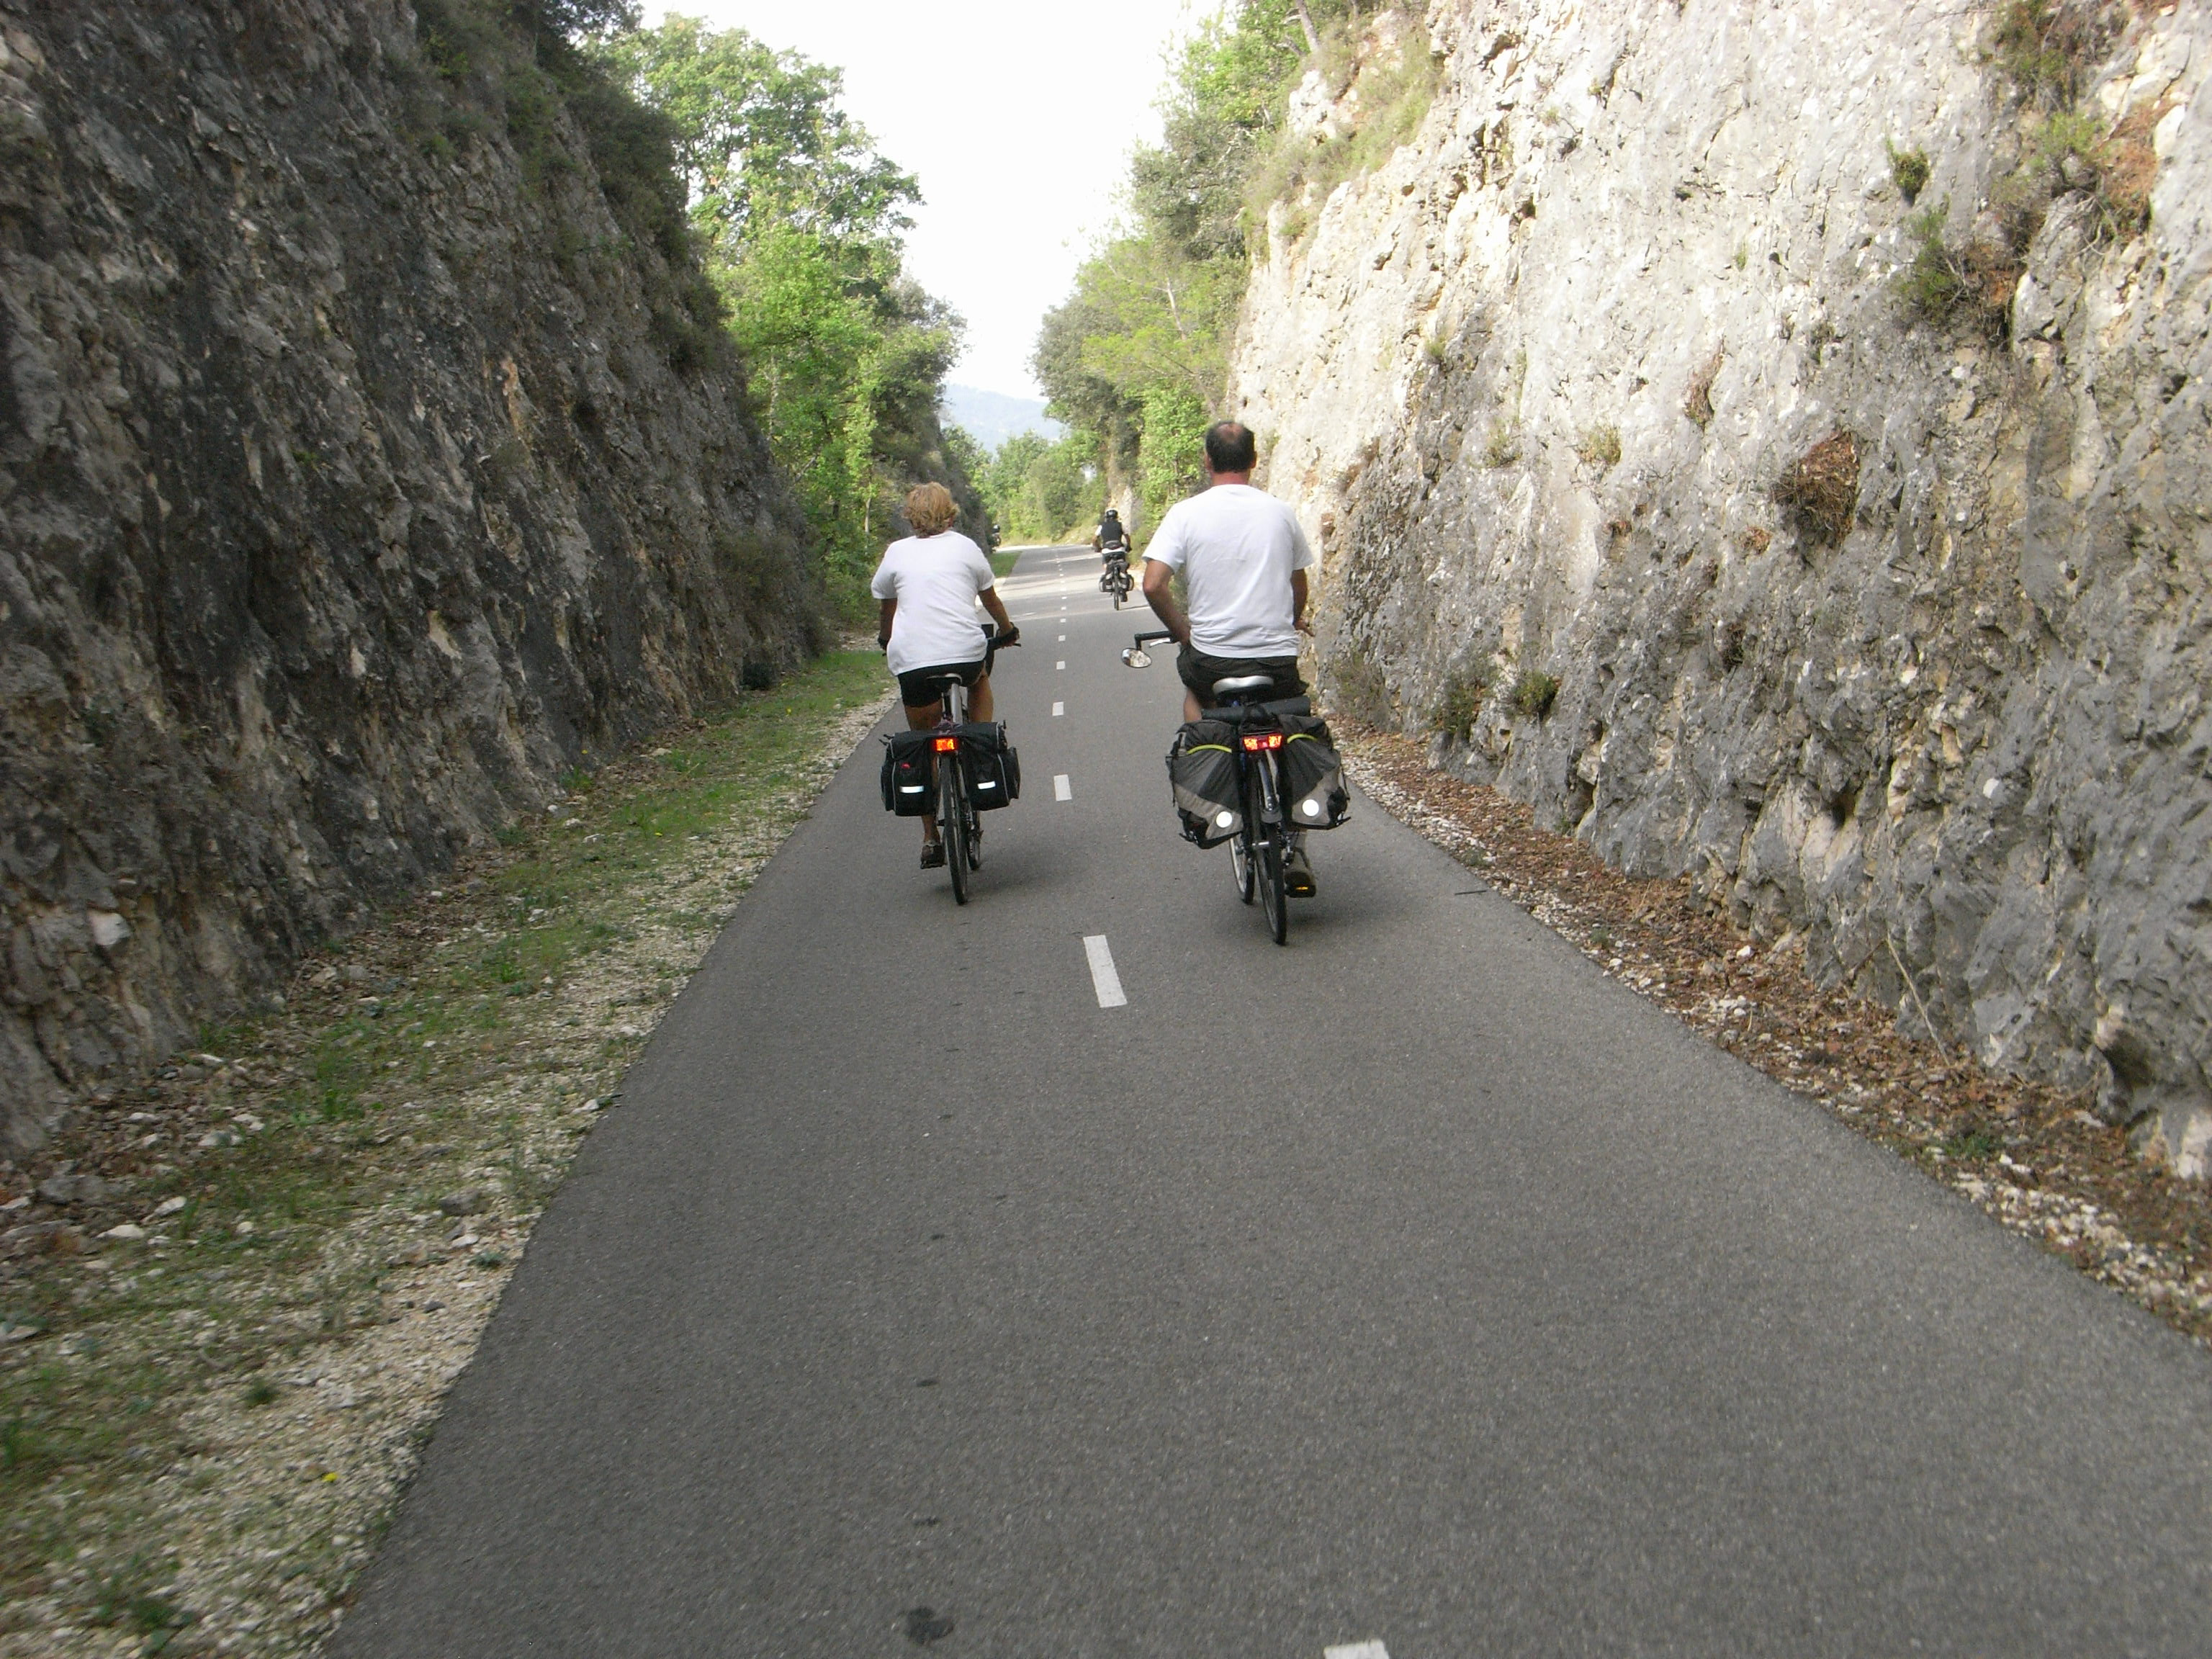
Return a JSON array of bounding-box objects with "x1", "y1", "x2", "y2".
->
[{"x1": 334, "y1": 547, "x2": 2212, "y2": 1658}]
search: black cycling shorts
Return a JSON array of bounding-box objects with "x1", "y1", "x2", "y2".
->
[
  {"x1": 1177, "y1": 645, "x2": 1305, "y2": 703},
  {"x1": 896, "y1": 658, "x2": 986, "y2": 708}
]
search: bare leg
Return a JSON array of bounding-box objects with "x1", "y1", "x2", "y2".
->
[
  {"x1": 1182, "y1": 689, "x2": 1203, "y2": 723},
  {"x1": 906, "y1": 701, "x2": 941, "y2": 845},
  {"x1": 968, "y1": 673, "x2": 994, "y2": 723}
]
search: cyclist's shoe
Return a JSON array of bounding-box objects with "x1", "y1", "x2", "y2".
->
[
  {"x1": 1283, "y1": 842, "x2": 1318, "y2": 897},
  {"x1": 920, "y1": 842, "x2": 947, "y2": 869}
]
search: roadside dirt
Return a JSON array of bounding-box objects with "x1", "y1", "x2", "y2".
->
[
  {"x1": 0, "y1": 665, "x2": 893, "y2": 1658},
  {"x1": 1345, "y1": 727, "x2": 2212, "y2": 1349}
]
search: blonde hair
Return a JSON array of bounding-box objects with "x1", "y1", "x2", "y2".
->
[{"x1": 903, "y1": 482, "x2": 958, "y2": 536}]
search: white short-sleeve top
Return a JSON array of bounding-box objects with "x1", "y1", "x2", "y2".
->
[{"x1": 869, "y1": 531, "x2": 997, "y2": 675}]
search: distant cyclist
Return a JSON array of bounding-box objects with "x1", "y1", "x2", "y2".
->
[
  {"x1": 1093, "y1": 508, "x2": 1130, "y2": 566},
  {"x1": 1139, "y1": 421, "x2": 1320, "y2": 894},
  {"x1": 872, "y1": 482, "x2": 1020, "y2": 868}
]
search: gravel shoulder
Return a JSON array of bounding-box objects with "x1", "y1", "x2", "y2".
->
[
  {"x1": 0, "y1": 652, "x2": 894, "y2": 1658},
  {"x1": 1346, "y1": 727, "x2": 2212, "y2": 1351}
]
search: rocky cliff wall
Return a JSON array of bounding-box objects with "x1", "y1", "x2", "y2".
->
[
  {"x1": 0, "y1": 0, "x2": 821, "y2": 1152},
  {"x1": 1236, "y1": 3, "x2": 2212, "y2": 1166}
]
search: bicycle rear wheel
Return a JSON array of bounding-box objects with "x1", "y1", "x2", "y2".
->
[
  {"x1": 1229, "y1": 829, "x2": 1256, "y2": 904},
  {"x1": 941, "y1": 756, "x2": 970, "y2": 904},
  {"x1": 1258, "y1": 831, "x2": 1288, "y2": 944}
]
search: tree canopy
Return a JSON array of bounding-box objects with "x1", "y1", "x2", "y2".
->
[{"x1": 603, "y1": 16, "x2": 981, "y2": 614}]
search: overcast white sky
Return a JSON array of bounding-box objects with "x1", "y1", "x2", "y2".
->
[{"x1": 642, "y1": 1, "x2": 1210, "y2": 400}]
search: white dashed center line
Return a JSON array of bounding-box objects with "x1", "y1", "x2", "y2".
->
[
  {"x1": 1052, "y1": 773, "x2": 1072, "y2": 801},
  {"x1": 1056, "y1": 660, "x2": 1066, "y2": 670},
  {"x1": 1323, "y1": 1645, "x2": 1389, "y2": 1659},
  {"x1": 1082, "y1": 935, "x2": 1126, "y2": 1008},
  {"x1": 1052, "y1": 701, "x2": 1064, "y2": 716},
  {"x1": 1058, "y1": 634, "x2": 1066, "y2": 641}
]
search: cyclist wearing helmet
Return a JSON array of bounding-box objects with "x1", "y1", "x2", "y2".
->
[
  {"x1": 1139, "y1": 421, "x2": 1319, "y2": 894},
  {"x1": 872, "y1": 482, "x2": 1020, "y2": 868},
  {"x1": 1093, "y1": 508, "x2": 1130, "y2": 577}
]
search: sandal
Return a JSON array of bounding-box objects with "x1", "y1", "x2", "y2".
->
[{"x1": 920, "y1": 842, "x2": 946, "y2": 869}]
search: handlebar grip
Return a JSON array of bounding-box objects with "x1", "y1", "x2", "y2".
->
[{"x1": 1132, "y1": 629, "x2": 1173, "y2": 646}]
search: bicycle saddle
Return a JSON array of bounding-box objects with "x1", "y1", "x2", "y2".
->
[{"x1": 1210, "y1": 674, "x2": 1274, "y2": 697}]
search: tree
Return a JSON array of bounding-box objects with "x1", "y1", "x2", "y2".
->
[{"x1": 603, "y1": 15, "x2": 982, "y2": 616}]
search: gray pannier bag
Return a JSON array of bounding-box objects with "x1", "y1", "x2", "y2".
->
[
  {"x1": 1279, "y1": 714, "x2": 1350, "y2": 829},
  {"x1": 1167, "y1": 719, "x2": 1242, "y2": 846}
]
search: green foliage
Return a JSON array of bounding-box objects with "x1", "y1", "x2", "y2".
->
[
  {"x1": 1509, "y1": 670, "x2": 1559, "y2": 720},
  {"x1": 607, "y1": 17, "x2": 979, "y2": 617},
  {"x1": 1139, "y1": 385, "x2": 1211, "y2": 526},
  {"x1": 1886, "y1": 138, "x2": 1931, "y2": 204},
  {"x1": 1246, "y1": 24, "x2": 1442, "y2": 235},
  {"x1": 1432, "y1": 670, "x2": 1486, "y2": 737},
  {"x1": 1035, "y1": 3, "x2": 1403, "y2": 507},
  {"x1": 974, "y1": 431, "x2": 1104, "y2": 543},
  {"x1": 1892, "y1": 198, "x2": 2018, "y2": 338}
]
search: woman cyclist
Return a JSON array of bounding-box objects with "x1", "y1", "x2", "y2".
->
[{"x1": 871, "y1": 482, "x2": 1020, "y2": 868}]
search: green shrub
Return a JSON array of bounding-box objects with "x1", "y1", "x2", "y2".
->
[
  {"x1": 1886, "y1": 138, "x2": 1931, "y2": 204},
  {"x1": 1432, "y1": 671, "x2": 1486, "y2": 737},
  {"x1": 1508, "y1": 670, "x2": 1557, "y2": 719},
  {"x1": 1482, "y1": 420, "x2": 1521, "y2": 469},
  {"x1": 1892, "y1": 199, "x2": 2019, "y2": 338}
]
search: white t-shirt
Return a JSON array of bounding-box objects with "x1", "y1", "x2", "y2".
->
[
  {"x1": 1145, "y1": 484, "x2": 1315, "y2": 657},
  {"x1": 869, "y1": 531, "x2": 996, "y2": 675}
]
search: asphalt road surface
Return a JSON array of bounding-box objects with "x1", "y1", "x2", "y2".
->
[{"x1": 333, "y1": 547, "x2": 2212, "y2": 1658}]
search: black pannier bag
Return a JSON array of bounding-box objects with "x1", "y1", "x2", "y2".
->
[
  {"x1": 880, "y1": 729, "x2": 938, "y2": 816},
  {"x1": 1167, "y1": 719, "x2": 1242, "y2": 846},
  {"x1": 957, "y1": 721, "x2": 1020, "y2": 810},
  {"x1": 1280, "y1": 713, "x2": 1351, "y2": 829}
]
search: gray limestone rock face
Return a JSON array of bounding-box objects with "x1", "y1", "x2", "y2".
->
[
  {"x1": 1234, "y1": 1, "x2": 2212, "y2": 1169},
  {"x1": 0, "y1": 1, "x2": 821, "y2": 1151}
]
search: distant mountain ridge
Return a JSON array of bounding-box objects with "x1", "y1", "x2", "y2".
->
[{"x1": 940, "y1": 383, "x2": 1064, "y2": 450}]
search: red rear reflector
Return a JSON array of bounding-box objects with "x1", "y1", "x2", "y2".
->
[
  {"x1": 932, "y1": 736, "x2": 959, "y2": 752},
  {"x1": 1241, "y1": 732, "x2": 1282, "y2": 751}
]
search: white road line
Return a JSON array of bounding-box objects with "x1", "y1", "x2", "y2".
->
[
  {"x1": 1323, "y1": 1645, "x2": 1389, "y2": 1659},
  {"x1": 1052, "y1": 701, "x2": 1064, "y2": 716},
  {"x1": 1056, "y1": 660, "x2": 1066, "y2": 670},
  {"x1": 1082, "y1": 935, "x2": 1127, "y2": 1009},
  {"x1": 1058, "y1": 634, "x2": 1066, "y2": 641},
  {"x1": 1053, "y1": 773, "x2": 1072, "y2": 801}
]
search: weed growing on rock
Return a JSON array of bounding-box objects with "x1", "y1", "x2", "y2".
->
[
  {"x1": 1481, "y1": 419, "x2": 1522, "y2": 469},
  {"x1": 1431, "y1": 671, "x2": 1487, "y2": 738},
  {"x1": 1893, "y1": 199, "x2": 2019, "y2": 339},
  {"x1": 1885, "y1": 138, "x2": 1930, "y2": 204},
  {"x1": 1508, "y1": 669, "x2": 1558, "y2": 720},
  {"x1": 1990, "y1": 0, "x2": 2127, "y2": 109},
  {"x1": 1774, "y1": 431, "x2": 1863, "y2": 545},
  {"x1": 1575, "y1": 424, "x2": 1622, "y2": 469},
  {"x1": 1684, "y1": 346, "x2": 1722, "y2": 428},
  {"x1": 1328, "y1": 652, "x2": 1394, "y2": 727}
]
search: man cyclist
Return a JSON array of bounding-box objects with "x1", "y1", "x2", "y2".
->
[
  {"x1": 1139, "y1": 421, "x2": 1320, "y2": 896},
  {"x1": 1093, "y1": 508, "x2": 1131, "y2": 589}
]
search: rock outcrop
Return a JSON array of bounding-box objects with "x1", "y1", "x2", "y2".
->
[
  {"x1": 1236, "y1": 3, "x2": 2212, "y2": 1165},
  {"x1": 0, "y1": 0, "x2": 820, "y2": 1151}
]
